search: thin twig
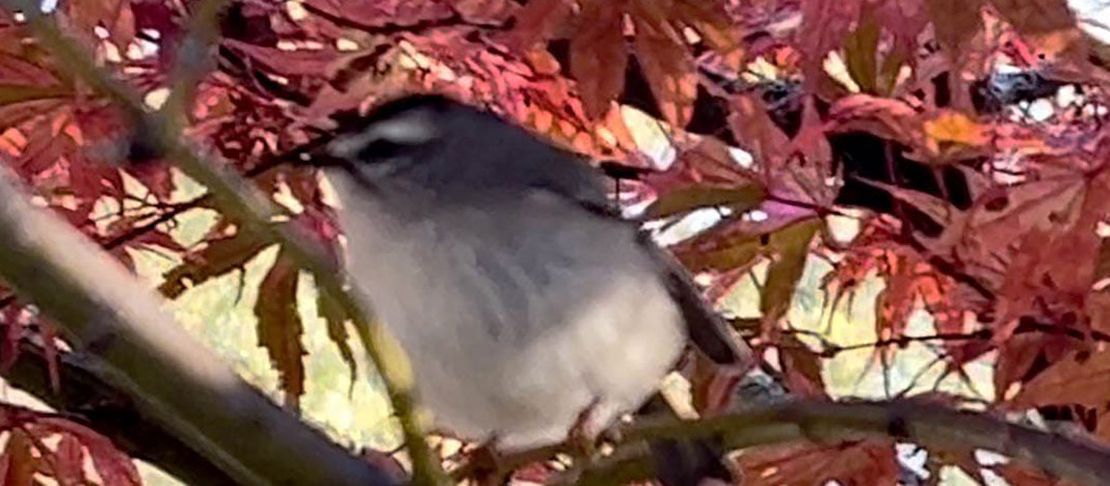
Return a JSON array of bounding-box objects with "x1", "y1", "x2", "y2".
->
[{"x1": 162, "y1": 0, "x2": 229, "y2": 126}]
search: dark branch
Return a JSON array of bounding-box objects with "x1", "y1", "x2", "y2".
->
[
  {"x1": 1, "y1": 339, "x2": 235, "y2": 485},
  {"x1": 567, "y1": 399, "x2": 1110, "y2": 486}
]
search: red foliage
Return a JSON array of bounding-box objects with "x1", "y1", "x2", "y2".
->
[
  {"x1": 736, "y1": 438, "x2": 899, "y2": 485},
  {"x1": 0, "y1": 404, "x2": 140, "y2": 486},
  {"x1": 2, "y1": 0, "x2": 1110, "y2": 483}
]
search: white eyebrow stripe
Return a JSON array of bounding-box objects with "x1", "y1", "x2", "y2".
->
[
  {"x1": 370, "y1": 117, "x2": 437, "y2": 143},
  {"x1": 326, "y1": 116, "x2": 438, "y2": 158},
  {"x1": 326, "y1": 131, "x2": 374, "y2": 159}
]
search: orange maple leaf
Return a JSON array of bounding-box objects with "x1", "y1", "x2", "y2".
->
[{"x1": 922, "y1": 111, "x2": 990, "y2": 155}]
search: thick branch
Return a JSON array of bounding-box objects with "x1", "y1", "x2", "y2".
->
[
  {"x1": 569, "y1": 399, "x2": 1110, "y2": 485},
  {"x1": 1, "y1": 340, "x2": 234, "y2": 485},
  {"x1": 0, "y1": 171, "x2": 396, "y2": 486}
]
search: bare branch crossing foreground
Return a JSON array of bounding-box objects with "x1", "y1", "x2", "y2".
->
[
  {"x1": 0, "y1": 170, "x2": 398, "y2": 486},
  {"x1": 1, "y1": 0, "x2": 1110, "y2": 485},
  {"x1": 0, "y1": 339, "x2": 235, "y2": 485}
]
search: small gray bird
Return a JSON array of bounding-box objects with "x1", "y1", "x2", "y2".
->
[{"x1": 313, "y1": 94, "x2": 750, "y2": 484}]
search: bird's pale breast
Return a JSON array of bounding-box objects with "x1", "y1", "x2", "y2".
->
[{"x1": 330, "y1": 172, "x2": 686, "y2": 450}]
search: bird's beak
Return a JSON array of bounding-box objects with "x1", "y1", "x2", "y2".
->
[
  {"x1": 301, "y1": 144, "x2": 387, "y2": 196},
  {"x1": 297, "y1": 138, "x2": 348, "y2": 169}
]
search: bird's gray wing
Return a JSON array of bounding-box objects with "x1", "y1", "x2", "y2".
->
[
  {"x1": 633, "y1": 230, "x2": 752, "y2": 367},
  {"x1": 527, "y1": 166, "x2": 751, "y2": 368}
]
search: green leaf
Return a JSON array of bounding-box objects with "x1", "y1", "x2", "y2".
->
[
  {"x1": 645, "y1": 183, "x2": 767, "y2": 219},
  {"x1": 760, "y1": 219, "x2": 820, "y2": 320},
  {"x1": 877, "y1": 47, "x2": 909, "y2": 97},
  {"x1": 843, "y1": 12, "x2": 880, "y2": 94},
  {"x1": 0, "y1": 84, "x2": 70, "y2": 106},
  {"x1": 254, "y1": 249, "x2": 306, "y2": 409},
  {"x1": 676, "y1": 233, "x2": 763, "y2": 273},
  {"x1": 316, "y1": 275, "x2": 358, "y2": 395}
]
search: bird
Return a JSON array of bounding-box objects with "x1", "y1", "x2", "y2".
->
[{"x1": 308, "y1": 93, "x2": 751, "y2": 485}]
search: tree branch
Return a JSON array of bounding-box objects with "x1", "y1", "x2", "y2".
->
[
  {"x1": 163, "y1": 0, "x2": 228, "y2": 126},
  {"x1": 1, "y1": 339, "x2": 235, "y2": 485},
  {"x1": 0, "y1": 170, "x2": 397, "y2": 485},
  {"x1": 566, "y1": 399, "x2": 1110, "y2": 486}
]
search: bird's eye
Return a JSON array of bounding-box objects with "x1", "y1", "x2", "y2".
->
[
  {"x1": 355, "y1": 138, "x2": 417, "y2": 161},
  {"x1": 327, "y1": 115, "x2": 437, "y2": 162}
]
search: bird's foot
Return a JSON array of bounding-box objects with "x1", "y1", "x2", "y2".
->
[
  {"x1": 450, "y1": 439, "x2": 510, "y2": 486},
  {"x1": 566, "y1": 398, "x2": 605, "y2": 462}
]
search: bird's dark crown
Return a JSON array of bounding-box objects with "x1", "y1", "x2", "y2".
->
[{"x1": 350, "y1": 93, "x2": 476, "y2": 132}]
